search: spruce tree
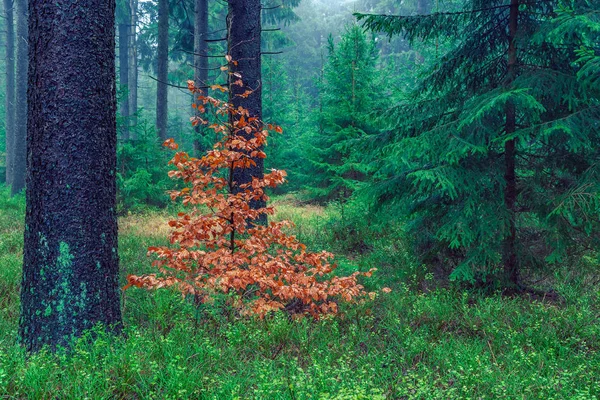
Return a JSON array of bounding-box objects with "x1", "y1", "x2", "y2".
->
[
  {"x1": 306, "y1": 25, "x2": 379, "y2": 202},
  {"x1": 356, "y1": 0, "x2": 600, "y2": 287}
]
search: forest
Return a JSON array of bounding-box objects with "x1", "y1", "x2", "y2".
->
[{"x1": 0, "y1": 0, "x2": 599, "y2": 398}]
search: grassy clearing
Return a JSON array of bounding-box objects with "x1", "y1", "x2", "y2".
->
[{"x1": 1, "y1": 190, "x2": 600, "y2": 399}]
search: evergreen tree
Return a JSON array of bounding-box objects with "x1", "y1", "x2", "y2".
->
[
  {"x1": 306, "y1": 25, "x2": 379, "y2": 202},
  {"x1": 262, "y1": 53, "x2": 306, "y2": 192},
  {"x1": 357, "y1": 0, "x2": 600, "y2": 287}
]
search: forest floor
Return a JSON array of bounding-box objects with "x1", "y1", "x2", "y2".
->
[{"x1": 1, "y1": 190, "x2": 600, "y2": 399}]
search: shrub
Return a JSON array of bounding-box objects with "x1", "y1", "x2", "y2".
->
[{"x1": 126, "y1": 79, "x2": 377, "y2": 317}]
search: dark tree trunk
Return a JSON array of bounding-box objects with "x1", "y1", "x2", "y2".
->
[
  {"x1": 118, "y1": 4, "x2": 130, "y2": 141},
  {"x1": 156, "y1": 0, "x2": 169, "y2": 142},
  {"x1": 3, "y1": 0, "x2": 15, "y2": 186},
  {"x1": 11, "y1": 0, "x2": 26, "y2": 195},
  {"x1": 128, "y1": 0, "x2": 138, "y2": 136},
  {"x1": 20, "y1": 0, "x2": 121, "y2": 352},
  {"x1": 193, "y1": 0, "x2": 208, "y2": 157},
  {"x1": 502, "y1": 0, "x2": 519, "y2": 288},
  {"x1": 228, "y1": 0, "x2": 265, "y2": 220}
]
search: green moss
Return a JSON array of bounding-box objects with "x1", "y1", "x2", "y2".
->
[
  {"x1": 43, "y1": 305, "x2": 52, "y2": 317},
  {"x1": 57, "y1": 242, "x2": 74, "y2": 270}
]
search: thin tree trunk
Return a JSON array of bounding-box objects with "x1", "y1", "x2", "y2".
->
[
  {"x1": 128, "y1": 0, "x2": 138, "y2": 137},
  {"x1": 156, "y1": 0, "x2": 169, "y2": 142},
  {"x1": 193, "y1": 0, "x2": 208, "y2": 157},
  {"x1": 11, "y1": 0, "x2": 26, "y2": 195},
  {"x1": 503, "y1": 0, "x2": 519, "y2": 288},
  {"x1": 228, "y1": 0, "x2": 265, "y2": 220},
  {"x1": 3, "y1": 0, "x2": 15, "y2": 186},
  {"x1": 118, "y1": 6, "x2": 130, "y2": 141},
  {"x1": 21, "y1": 0, "x2": 121, "y2": 352}
]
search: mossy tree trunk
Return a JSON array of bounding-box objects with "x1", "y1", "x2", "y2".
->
[
  {"x1": 11, "y1": 0, "x2": 26, "y2": 195},
  {"x1": 228, "y1": 0, "x2": 265, "y2": 220},
  {"x1": 3, "y1": 0, "x2": 15, "y2": 186},
  {"x1": 20, "y1": 0, "x2": 122, "y2": 352}
]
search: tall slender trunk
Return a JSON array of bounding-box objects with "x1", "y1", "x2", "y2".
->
[
  {"x1": 3, "y1": 0, "x2": 15, "y2": 186},
  {"x1": 503, "y1": 0, "x2": 519, "y2": 287},
  {"x1": 118, "y1": 7, "x2": 130, "y2": 141},
  {"x1": 193, "y1": 0, "x2": 208, "y2": 157},
  {"x1": 156, "y1": 0, "x2": 169, "y2": 142},
  {"x1": 128, "y1": 0, "x2": 138, "y2": 137},
  {"x1": 11, "y1": 0, "x2": 27, "y2": 195},
  {"x1": 228, "y1": 0, "x2": 265, "y2": 220},
  {"x1": 21, "y1": 0, "x2": 121, "y2": 352}
]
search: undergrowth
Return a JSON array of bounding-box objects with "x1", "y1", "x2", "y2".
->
[{"x1": 1, "y1": 189, "x2": 599, "y2": 399}]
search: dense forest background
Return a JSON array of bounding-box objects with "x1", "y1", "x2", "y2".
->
[
  {"x1": 0, "y1": 0, "x2": 599, "y2": 397},
  {"x1": 3, "y1": 0, "x2": 596, "y2": 287}
]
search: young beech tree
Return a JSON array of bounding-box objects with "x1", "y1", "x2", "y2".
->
[
  {"x1": 21, "y1": 0, "x2": 122, "y2": 351},
  {"x1": 126, "y1": 79, "x2": 378, "y2": 317},
  {"x1": 357, "y1": 0, "x2": 600, "y2": 287}
]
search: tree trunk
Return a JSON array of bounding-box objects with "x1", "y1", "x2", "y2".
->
[
  {"x1": 156, "y1": 0, "x2": 169, "y2": 142},
  {"x1": 128, "y1": 0, "x2": 138, "y2": 136},
  {"x1": 228, "y1": 0, "x2": 265, "y2": 220},
  {"x1": 503, "y1": 0, "x2": 519, "y2": 288},
  {"x1": 3, "y1": 0, "x2": 15, "y2": 186},
  {"x1": 21, "y1": 0, "x2": 121, "y2": 352},
  {"x1": 11, "y1": 0, "x2": 26, "y2": 195},
  {"x1": 118, "y1": 6, "x2": 130, "y2": 141},
  {"x1": 193, "y1": 0, "x2": 208, "y2": 157}
]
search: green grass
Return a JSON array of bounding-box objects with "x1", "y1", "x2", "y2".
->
[{"x1": 1, "y1": 189, "x2": 600, "y2": 399}]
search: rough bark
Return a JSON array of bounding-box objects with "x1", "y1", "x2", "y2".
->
[
  {"x1": 193, "y1": 0, "x2": 208, "y2": 157},
  {"x1": 3, "y1": 0, "x2": 15, "y2": 185},
  {"x1": 503, "y1": 0, "x2": 519, "y2": 287},
  {"x1": 11, "y1": 0, "x2": 26, "y2": 195},
  {"x1": 118, "y1": 5, "x2": 130, "y2": 141},
  {"x1": 20, "y1": 0, "x2": 121, "y2": 352},
  {"x1": 128, "y1": 0, "x2": 138, "y2": 136},
  {"x1": 156, "y1": 0, "x2": 169, "y2": 142},
  {"x1": 228, "y1": 0, "x2": 265, "y2": 220}
]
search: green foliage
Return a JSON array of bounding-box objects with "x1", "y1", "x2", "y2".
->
[
  {"x1": 357, "y1": 0, "x2": 600, "y2": 284},
  {"x1": 305, "y1": 25, "x2": 380, "y2": 202},
  {"x1": 117, "y1": 121, "x2": 173, "y2": 213},
  {"x1": 2, "y1": 193, "x2": 600, "y2": 398},
  {"x1": 262, "y1": 54, "x2": 307, "y2": 193}
]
